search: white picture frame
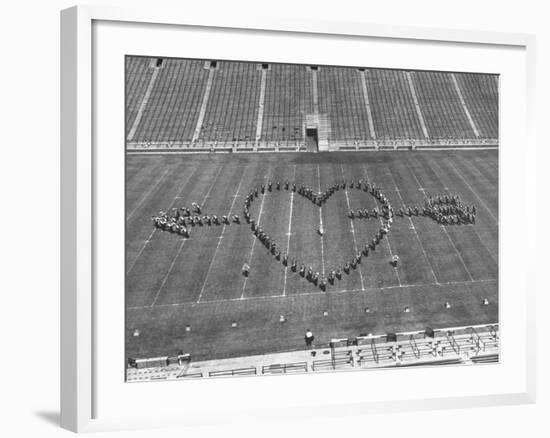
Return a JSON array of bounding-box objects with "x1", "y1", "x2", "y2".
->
[{"x1": 60, "y1": 5, "x2": 537, "y2": 433}]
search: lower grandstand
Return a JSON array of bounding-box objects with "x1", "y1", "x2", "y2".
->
[{"x1": 125, "y1": 57, "x2": 498, "y2": 380}]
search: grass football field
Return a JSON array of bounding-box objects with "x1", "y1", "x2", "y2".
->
[{"x1": 125, "y1": 150, "x2": 498, "y2": 361}]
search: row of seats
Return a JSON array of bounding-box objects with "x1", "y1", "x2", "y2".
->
[
  {"x1": 318, "y1": 66, "x2": 372, "y2": 140},
  {"x1": 200, "y1": 61, "x2": 261, "y2": 142},
  {"x1": 455, "y1": 73, "x2": 499, "y2": 138},
  {"x1": 125, "y1": 57, "x2": 154, "y2": 133},
  {"x1": 125, "y1": 58, "x2": 499, "y2": 144},
  {"x1": 130, "y1": 59, "x2": 208, "y2": 142},
  {"x1": 261, "y1": 63, "x2": 313, "y2": 141}
]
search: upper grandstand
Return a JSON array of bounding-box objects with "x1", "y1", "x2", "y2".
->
[{"x1": 125, "y1": 56, "x2": 498, "y2": 151}]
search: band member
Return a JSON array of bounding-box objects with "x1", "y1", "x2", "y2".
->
[
  {"x1": 319, "y1": 277, "x2": 327, "y2": 290},
  {"x1": 242, "y1": 263, "x2": 250, "y2": 277},
  {"x1": 232, "y1": 214, "x2": 240, "y2": 224},
  {"x1": 312, "y1": 272, "x2": 319, "y2": 285},
  {"x1": 192, "y1": 202, "x2": 201, "y2": 214},
  {"x1": 268, "y1": 180, "x2": 272, "y2": 191},
  {"x1": 328, "y1": 271, "x2": 335, "y2": 284},
  {"x1": 363, "y1": 244, "x2": 369, "y2": 256},
  {"x1": 291, "y1": 259, "x2": 297, "y2": 272},
  {"x1": 276, "y1": 181, "x2": 281, "y2": 190},
  {"x1": 282, "y1": 253, "x2": 288, "y2": 266},
  {"x1": 285, "y1": 180, "x2": 289, "y2": 190},
  {"x1": 336, "y1": 268, "x2": 342, "y2": 280},
  {"x1": 348, "y1": 209, "x2": 355, "y2": 219},
  {"x1": 299, "y1": 265, "x2": 306, "y2": 277},
  {"x1": 344, "y1": 262, "x2": 351, "y2": 273},
  {"x1": 391, "y1": 255, "x2": 399, "y2": 267},
  {"x1": 222, "y1": 215, "x2": 229, "y2": 224}
]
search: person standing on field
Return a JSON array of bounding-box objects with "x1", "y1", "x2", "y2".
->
[{"x1": 305, "y1": 329, "x2": 315, "y2": 347}]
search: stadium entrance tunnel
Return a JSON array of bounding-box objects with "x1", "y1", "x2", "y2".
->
[{"x1": 306, "y1": 128, "x2": 319, "y2": 152}]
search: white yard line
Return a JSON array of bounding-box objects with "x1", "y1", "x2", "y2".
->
[
  {"x1": 362, "y1": 164, "x2": 402, "y2": 286},
  {"x1": 126, "y1": 168, "x2": 170, "y2": 221},
  {"x1": 127, "y1": 67, "x2": 160, "y2": 142},
  {"x1": 240, "y1": 169, "x2": 272, "y2": 299},
  {"x1": 405, "y1": 161, "x2": 474, "y2": 282},
  {"x1": 126, "y1": 165, "x2": 201, "y2": 275},
  {"x1": 450, "y1": 73, "x2": 480, "y2": 137},
  {"x1": 150, "y1": 165, "x2": 224, "y2": 307},
  {"x1": 385, "y1": 166, "x2": 440, "y2": 284},
  {"x1": 317, "y1": 164, "x2": 326, "y2": 276},
  {"x1": 196, "y1": 169, "x2": 248, "y2": 303},
  {"x1": 127, "y1": 278, "x2": 498, "y2": 310},
  {"x1": 405, "y1": 71, "x2": 429, "y2": 139},
  {"x1": 446, "y1": 159, "x2": 498, "y2": 225},
  {"x1": 339, "y1": 164, "x2": 365, "y2": 291},
  {"x1": 282, "y1": 165, "x2": 297, "y2": 297}
]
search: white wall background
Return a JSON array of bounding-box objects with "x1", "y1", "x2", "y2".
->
[{"x1": 0, "y1": 0, "x2": 547, "y2": 437}]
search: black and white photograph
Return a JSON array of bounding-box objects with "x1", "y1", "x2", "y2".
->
[
  {"x1": 4, "y1": 0, "x2": 548, "y2": 435},
  {"x1": 125, "y1": 56, "x2": 499, "y2": 381}
]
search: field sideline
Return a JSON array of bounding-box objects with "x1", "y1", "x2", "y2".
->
[{"x1": 126, "y1": 150, "x2": 498, "y2": 361}]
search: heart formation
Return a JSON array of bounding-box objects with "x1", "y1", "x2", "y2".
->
[
  {"x1": 242, "y1": 179, "x2": 394, "y2": 290},
  {"x1": 150, "y1": 180, "x2": 477, "y2": 291}
]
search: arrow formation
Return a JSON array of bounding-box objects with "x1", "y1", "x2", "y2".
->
[{"x1": 150, "y1": 178, "x2": 477, "y2": 290}]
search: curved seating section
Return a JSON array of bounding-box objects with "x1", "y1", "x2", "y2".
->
[
  {"x1": 262, "y1": 63, "x2": 313, "y2": 142},
  {"x1": 200, "y1": 61, "x2": 261, "y2": 143},
  {"x1": 131, "y1": 58, "x2": 208, "y2": 142},
  {"x1": 318, "y1": 67, "x2": 372, "y2": 140},
  {"x1": 125, "y1": 57, "x2": 498, "y2": 148}
]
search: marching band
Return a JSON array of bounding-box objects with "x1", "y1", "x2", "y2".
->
[{"x1": 149, "y1": 179, "x2": 476, "y2": 291}]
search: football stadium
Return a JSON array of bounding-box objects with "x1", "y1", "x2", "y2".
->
[{"x1": 125, "y1": 56, "x2": 498, "y2": 381}]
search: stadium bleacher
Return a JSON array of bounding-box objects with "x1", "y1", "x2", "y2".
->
[
  {"x1": 125, "y1": 57, "x2": 498, "y2": 151},
  {"x1": 126, "y1": 324, "x2": 499, "y2": 381}
]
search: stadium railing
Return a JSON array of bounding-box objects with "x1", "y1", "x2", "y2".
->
[
  {"x1": 261, "y1": 362, "x2": 308, "y2": 374},
  {"x1": 176, "y1": 371, "x2": 204, "y2": 379},
  {"x1": 312, "y1": 356, "x2": 354, "y2": 371},
  {"x1": 208, "y1": 367, "x2": 257, "y2": 377}
]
